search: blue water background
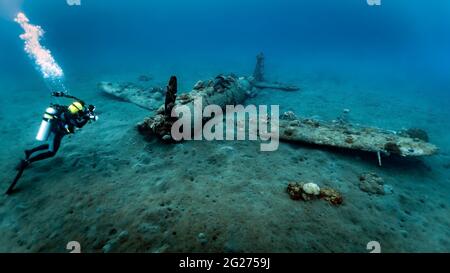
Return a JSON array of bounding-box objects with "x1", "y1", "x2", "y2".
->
[{"x1": 0, "y1": 0, "x2": 449, "y2": 146}]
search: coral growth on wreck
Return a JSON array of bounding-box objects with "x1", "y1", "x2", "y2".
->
[{"x1": 400, "y1": 128, "x2": 430, "y2": 142}]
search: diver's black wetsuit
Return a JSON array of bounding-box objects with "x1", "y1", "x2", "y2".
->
[
  {"x1": 25, "y1": 107, "x2": 90, "y2": 163},
  {"x1": 6, "y1": 100, "x2": 96, "y2": 195}
]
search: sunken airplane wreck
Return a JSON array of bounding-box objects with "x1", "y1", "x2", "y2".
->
[{"x1": 98, "y1": 53, "x2": 438, "y2": 164}]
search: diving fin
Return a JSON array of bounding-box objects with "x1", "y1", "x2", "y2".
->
[{"x1": 5, "y1": 160, "x2": 28, "y2": 195}]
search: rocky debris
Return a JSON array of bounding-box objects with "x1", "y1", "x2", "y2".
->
[
  {"x1": 399, "y1": 128, "x2": 429, "y2": 142},
  {"x1": 287, "y1": 182, "x2": 343, "y2": 205},
  {"x1": 287, "y1": 182, "x2": 303, "y2": 200},
  {"x1": 359, "y1": 173, "x2": 385, "y2": 195},
  {"x1": 303, "y1": 182, "x2": 321, "y2": 196},
  {"x1": 287, "y1": 182, "x2": 320, "y2": 201},
  {"x1": 138, "y1": 114, "x2": 175, "y2": 142},
  {"x1": 319, "y1": 188, "x2": 344, "y2": 205}
]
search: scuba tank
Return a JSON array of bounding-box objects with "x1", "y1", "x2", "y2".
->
[{"x1": 36, "y1": 107, "x2": 58, "y2": 141}]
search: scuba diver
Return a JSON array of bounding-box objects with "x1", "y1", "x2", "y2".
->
[{"x1": 5, "y1": 92, "x2": 98, "y2": 195}]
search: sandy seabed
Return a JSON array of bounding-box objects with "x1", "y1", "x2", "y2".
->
[{"x1": 0, "y1": 69, "x2": 449, "y2": 253}]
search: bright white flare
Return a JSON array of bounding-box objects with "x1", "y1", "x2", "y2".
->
[{"x1": 14, "y1": 12, "x2": 64, "y2": 79}]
